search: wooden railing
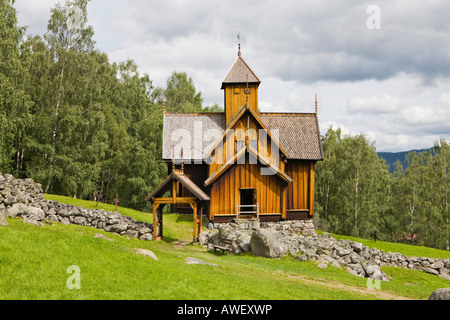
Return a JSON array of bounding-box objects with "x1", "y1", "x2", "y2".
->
[{"x1": 236, "y1": 203, "x2": 259, "y2": 219}]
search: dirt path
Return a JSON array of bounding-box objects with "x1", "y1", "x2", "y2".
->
[
  {"x1": 173, "y1": 240, "x2": 191, "y2": 249},
  {"x1": 286, "y1": 273, "x2": 414, "y2": 300}
]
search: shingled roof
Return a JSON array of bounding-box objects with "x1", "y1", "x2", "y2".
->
[
  {"x1": 162, "y1": 112, "x2": 323, "y2": 161},
  {"x1": 221, "y1": 52, "x2": 261, "y2": 89},
  {"x1": 145, "y1": 170, "x2": 210, "y2": 202},
  {"x1": 162, "y1": 113, "x2": 225, "y2": 161},
  {"x1": 260, "y1": 113, "x2": 323, "y2": 160}
]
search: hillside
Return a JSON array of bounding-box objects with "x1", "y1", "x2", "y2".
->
[
  {"x1": 1, "y1": 194, "x2": 449, "y2": 301},
  {"x1": 378, "y1": 148, "x2": 433, "y2": 172}
]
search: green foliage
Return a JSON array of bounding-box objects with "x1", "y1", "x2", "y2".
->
[
  {"x1": 202, "y1": 103, "x2": 224, "y2": 113},
  {"x1": 2, "y1": 2, "x2": 207, "y2": 211},
  {"x1": 0, "y1": 0, "x2": 33, "y2": 173},
  {"x1": 314, "y1": 127, "x2": 393, "y2": 240},
  {"x1": 160, "y1": 71, "x2": 203, "y2": 113},
  {"x1": 315, "y1": 127, "x2": 450, "y2": 251}
]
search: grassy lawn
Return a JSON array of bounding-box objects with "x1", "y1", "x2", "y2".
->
[{"x1": 0, "y1": 194, "x2": 449, "y2": 300}]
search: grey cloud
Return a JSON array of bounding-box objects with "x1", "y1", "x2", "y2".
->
[{"x1": 17, "y1": 0, "x2": 450, "y2": 85}]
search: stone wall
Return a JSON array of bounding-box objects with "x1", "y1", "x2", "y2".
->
[
  {"x1": 0, "y1": 174, "x2": 153, "y2": 240},
  {"x1": 200, "y1": 220, "x2": 450, "y2": 281},
  {"x1": 208, "y1": 218, "x2": 316, "y2": 235}
]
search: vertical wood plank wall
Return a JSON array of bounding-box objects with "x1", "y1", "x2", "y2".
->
[
  {"x1": 209, "y1": 156, "x2": 283, "y2": 217},
  {"x1": 207, "y1": 115, "x2": 286, "y2": 219},
  {"x1": 208, "y1": 116, "x2": 279, "y2": 178},
  {"x1": 224, "y1": 84, "x2": 258, "y2": 126},
  {"x1": 285, "y1": 160, "x2": 315, "y2": 213}
]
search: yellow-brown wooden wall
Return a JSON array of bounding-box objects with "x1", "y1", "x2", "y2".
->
[
  {"x1": 285, "y1": 160, "x2": 315, "y2": 216},
  {"x1": 208, "y1": 115, "x2": 280, "y2": 178},
  {"x1": 209, "y1": 155, "x2": 286, "y2": 218},
  {"x1": 224, "y1": 84, "x2": 258, "y2": 126}
]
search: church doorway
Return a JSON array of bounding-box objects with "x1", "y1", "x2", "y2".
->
[{"x1": 238, "y1": 188, "x2": 257, "y2": 218}]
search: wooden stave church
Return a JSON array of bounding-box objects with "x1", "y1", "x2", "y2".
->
[{"x1": 146, "y1": 49, "x2": 323, "y2": 241}]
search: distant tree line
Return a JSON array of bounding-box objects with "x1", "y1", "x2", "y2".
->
[
  {"x1": 0, "y1": 0, "x2": 220, "y2": 210},
  {"x1": 315, "y1": 127, "x2": 450, "y2": 251}
]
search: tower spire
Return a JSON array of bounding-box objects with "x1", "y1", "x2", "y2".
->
[
  {"x1": 315, "y1": 94, "x2": 318, "y2": 115},
  {"x1": 237, "y1": 33, "x2": 241, "y2": 56}
]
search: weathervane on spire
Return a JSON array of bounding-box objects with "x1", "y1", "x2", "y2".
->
[
  {"x1": 237, "y1": 33, "x2": 241, "y2": 56},
  {"x1": 315, "y1": 94, "x2": 318, "y2": 115}
]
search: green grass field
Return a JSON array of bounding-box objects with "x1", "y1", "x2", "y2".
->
[{"x1": 0, "y1": 194, "x2": 449, "y2": 300}]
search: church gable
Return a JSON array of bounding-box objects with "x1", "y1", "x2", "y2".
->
[{"x1": 206, "y1": 106, "x2": 287, "y2": 181}]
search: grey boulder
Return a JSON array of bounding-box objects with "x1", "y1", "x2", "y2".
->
[{"x1": 250, "y1": 228, "x2": 287, "y2": 258}]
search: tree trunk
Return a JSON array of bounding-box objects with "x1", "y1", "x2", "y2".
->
[
  {"x1": 45, "y1": 65, "x2": 64, "y2": 193},
  {"x1": 354, "y1": 174, "x2": 359, "y2": 233},
  {"x1": 409, "y1": 182, "x2": 416, "y2": 246}
]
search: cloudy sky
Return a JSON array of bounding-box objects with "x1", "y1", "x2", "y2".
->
[{"x1": 14, "y1": 0, "x2": 450, "y2": 152}]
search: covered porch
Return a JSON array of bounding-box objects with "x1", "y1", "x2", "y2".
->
[{"x1": 145, "y1": 167, "x2": 210, "y2": 243}]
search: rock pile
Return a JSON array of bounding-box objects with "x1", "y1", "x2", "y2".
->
[
  {"x1": 200, "y1": 220, "x2": 450, "y2": 281},
  {"x1": 208, "y1": 218, "x2": 315, "y2": 236},
  {"x1": 0, "y1": 173, "x2": 153, "y2": 240}
]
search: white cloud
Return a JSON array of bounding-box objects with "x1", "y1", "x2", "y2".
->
[
  {"x1": 347, "y1": 95, "x2": 402, "y2": 114},
  {"x1": 15, "y1": 0, "x2": 60, "y2": 35},
  {"x1": 402, "y1": 93, "x2": 450, "y2": 127}
]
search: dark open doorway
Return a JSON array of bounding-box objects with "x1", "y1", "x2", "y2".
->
[{"x1": 239, "y1": 188, "x2": 257, "y2": 217}]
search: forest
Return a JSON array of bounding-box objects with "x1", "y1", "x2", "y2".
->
[
  {"x1": 1, "y1": 0, "x2": 448, "y2": 250},
  {"x1": 0, "y1": 0, "x2": 220, "y2": 211},
  {"x1": 315, "y1": 128, "x2": 449, "y2": 251}
]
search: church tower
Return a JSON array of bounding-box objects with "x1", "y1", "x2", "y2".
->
[{"x1": 221, "y1": 48, "x2": 261, "y2": 126}]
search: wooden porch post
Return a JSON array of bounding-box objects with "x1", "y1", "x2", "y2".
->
[
  {"x1": 190, "y1": 201, "x2": 198, "y2": 243},
  {"x1": 172, "y1": 179, "x2": 177, "y2": 213},
  {"x1": 198, "y1": 204, "x2": 203, "y2": 238},
  {"x1": 160, "y1": 205, "x2": 164, "y2": 239},
  {"x1": 152, "y1": 202, "x2": 161, "y2": 241}
]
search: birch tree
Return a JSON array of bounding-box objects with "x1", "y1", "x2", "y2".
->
[
  {"x1": 43, "y1": 0, "x2": 94, "y2": 192},
  {"x1": 315, "y1": 127, "x2": 393, "y2": 239}
]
